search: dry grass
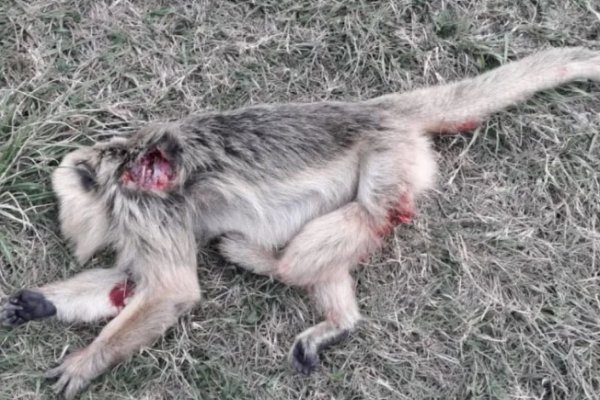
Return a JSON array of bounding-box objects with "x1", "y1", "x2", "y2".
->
[{"x1": 1, "y1": 0, "x2": 600, "y2": 399}]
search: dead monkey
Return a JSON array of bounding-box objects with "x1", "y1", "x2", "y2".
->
[{"x1": 1, "y1": 47, "x2": 600, "y2": 398}]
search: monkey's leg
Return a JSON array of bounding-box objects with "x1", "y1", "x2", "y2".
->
[
  {"x1": 219, "y1": 150, "x2": 417, "y2": 373},
  {"x1": 219, "y1": 202, "x2": 380, "y2": 374},
  {"x1": 271, "y1": 201, "x2": 385, "y2": 373},
  {"x1": 46, "y1": 265, "x2": 200, "y2": 400},
  {"x1": 1, "y1": 268, "x2": 133, "y2": 327},
  {"x1": 218, "y1": 198, "x2": 388, "y2": 284},
  {"x1": 290, "y1": 272, "x2": 359, "y2": 374}
]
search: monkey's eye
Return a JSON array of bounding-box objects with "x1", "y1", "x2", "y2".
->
[{"x1": 75, "y1": 161, "x2": 97, "y2": 192}]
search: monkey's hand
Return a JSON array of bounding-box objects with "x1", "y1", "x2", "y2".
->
[
  {"x1": 0, "y1": 290, "x2": 56, "y2": 327},
  {"x1": 45, "y1": 345, "x2": 108, "y2": 400}
]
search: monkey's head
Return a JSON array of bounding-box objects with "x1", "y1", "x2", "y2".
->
[{"x1": 52, "y1": 125, "x2": 186, "y2": 263}]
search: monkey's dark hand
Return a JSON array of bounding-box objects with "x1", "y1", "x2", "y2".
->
[{"x1": 0, "y1": 290, "x2": 56, "y2": 327}]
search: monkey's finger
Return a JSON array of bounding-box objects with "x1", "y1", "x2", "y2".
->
[
  {"x1": 0, "y1": 304, "x2": 25, "y2": 327},
  {"x1": 2, "y1": 303, "x2": 24, "y2": 311},
  {"x1": 1, "y1": 316, "x2": 22, "y2": 327},
  {"x1": 63, "y1": 376, "x2": 89, "y2": 400},
  {"x1": 51, "y1": 372, "x2": 70, "y2": 395},
  {"x1": 44, "y1": 364, "x2": 65, "y2": 380},
  {"x1": 8, "y1": 297, "x2": 24, "y2": 305}
]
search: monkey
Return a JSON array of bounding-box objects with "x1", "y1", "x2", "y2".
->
[{"x1": 1, "y1": 47, "x2": 599, "y2": 399}]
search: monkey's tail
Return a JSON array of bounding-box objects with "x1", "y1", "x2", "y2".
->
[{"x1": 368, "y1": 47, "x2": 600, "y2": 133}]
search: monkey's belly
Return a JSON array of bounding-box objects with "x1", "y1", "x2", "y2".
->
[
  {"x1": 227, "y1": 187, "x2": 358, "y2": 248},
  {"x1": 201, "y1": 151, "x2": 361, "y2": 247}
]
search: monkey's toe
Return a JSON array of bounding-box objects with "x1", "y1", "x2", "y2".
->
[
  {"x1": 1, "y1": 290, "x2": 56, "y2": 327},
  {"x1": 290, "y1": 339, "x2": 319, "y2": 375}
]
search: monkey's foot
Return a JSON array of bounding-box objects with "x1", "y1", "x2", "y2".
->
[
  {"x1": 0, "y1": 290, "x2": 56, "y2": 327},
  {"x1": 289, "y1": 328, "x2": 350, "y2": 375},
  {"x1": 290, "y1": 336, "x2": 320, "y2": 375}
]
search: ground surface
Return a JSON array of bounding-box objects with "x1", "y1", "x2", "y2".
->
[{"x1": 1, "y1": 1, "x2": 600, "y2": 399}]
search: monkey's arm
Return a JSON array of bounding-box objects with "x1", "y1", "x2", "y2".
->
[
  {"x1": 0, "y1": 268, "x2": 133, "y2": 327},
  {"x1": 45, "y1": 262, "x2": 200, "y2": 399}
]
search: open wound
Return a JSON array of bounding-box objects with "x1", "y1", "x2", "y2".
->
[
  {"x1": 122, "y1": 149, "x2": 175, "y2": 191},
  {"x1": 109, "y1": 280, "x2": 135, "y2": 310},
  {"x1": 434, "y1": 119, "x2": 481, "y2": 134}
]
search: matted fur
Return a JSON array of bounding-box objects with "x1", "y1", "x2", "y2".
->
[{"x1": 2, "y1": 47, "x2": 600, "y2": 398}]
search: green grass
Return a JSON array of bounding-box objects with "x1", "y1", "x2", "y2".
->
[{"x1": 1, "y1": 0, "x2": 599, "y2": 399}]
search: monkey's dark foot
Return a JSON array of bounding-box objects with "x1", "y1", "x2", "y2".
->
[
  {"x1": 290, "y1": 338, "x2": 320, "y2": 375},
  {"x1": 0, "y1": 290, "x2": 56, "y2": 327},
  {"x1": 290, "y1": 328, "x2": 350, "y2": 375}
]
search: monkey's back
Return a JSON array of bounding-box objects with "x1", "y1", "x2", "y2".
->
[{"x1": 180, "y1": 102, "x2": 388, "y2": 180}]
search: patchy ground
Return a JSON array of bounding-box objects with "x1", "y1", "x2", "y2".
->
[{"x1": 1, "y1": 0, "x2": 599, "y2": 399}]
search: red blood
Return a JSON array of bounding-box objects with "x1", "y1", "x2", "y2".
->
[
  {"x1": 122, "y1": 171, "x2": 133, "y2": 185},
  {"x1": 435, "y1": 119, "x2": 480, "y2": 134},
  {"x1": 109, "y1": 280, "x2": 135, "y2": 310},
  {"x1": 373, "y1": 193, "x2": 415, "y2": 238},
  {"x1": 389, "y1": 208, "x2": 414, "y2": 225},
  {"x1": 374, "y1": 223, "x2": 394, "y2": 238},
  {"x1": 454, "y1": 120, "x2": 480, "y2": 133},
  {"x1": 121, "y1": 149, "x2": 175, "y2": 191}
]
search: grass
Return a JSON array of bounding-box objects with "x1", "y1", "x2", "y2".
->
[{"x1": 1, "y1": 0, "x2": 600, "y2": 399}]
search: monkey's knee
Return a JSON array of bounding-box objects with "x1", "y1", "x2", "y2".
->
[
  {"x1": 1, "y1": 290, "x2": 57, "y2": 327},
  {"x1": 160, "y1": 276, "x2": 201, "y2": 315},
  {"x1": 173, "y1": 290, "x2": 201, "y2": 314}
]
